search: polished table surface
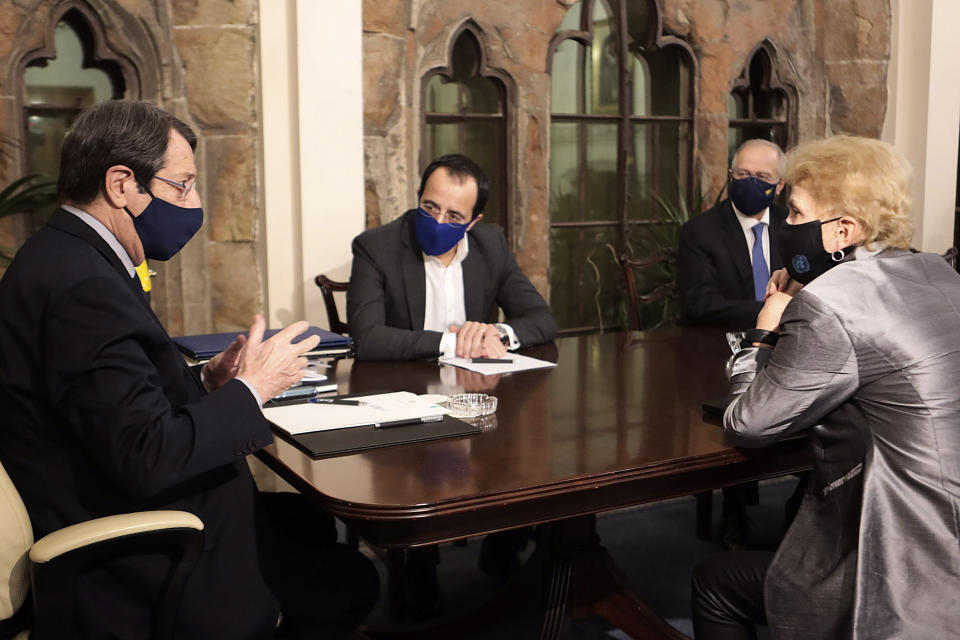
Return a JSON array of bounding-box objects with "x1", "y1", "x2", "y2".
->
[{"x1": 258, "y1": 327, "x2": 811, "y2": 549}]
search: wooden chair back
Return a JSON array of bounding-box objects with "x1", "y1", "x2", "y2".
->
[
  {"x1": 314, "y1": 274, "x2": 349, "y2": 334},
  {"x1": 618, "y1": 248, "x2": 678, "y2": 331}
]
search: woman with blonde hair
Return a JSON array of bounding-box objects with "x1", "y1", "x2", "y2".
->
[{"x1": 692, "y1": 135, "x2": 960, "y2": 639}]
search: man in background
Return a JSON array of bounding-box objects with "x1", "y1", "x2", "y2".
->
[
  {"x1": 678, "y1": 139, "x2": 787, "y2": 329},
  {"x1": 348, "y1": 153, "x2": 557, "y2": 361},
  {"x1": 348, "y1": 154, "x2": 557, "y2": 617},
  {"x1": 677, "y1": 139, "x2": 790, "y2": 548},
  {"x1": 0, "y1": 100, "x2": 378, "y2": 638}
]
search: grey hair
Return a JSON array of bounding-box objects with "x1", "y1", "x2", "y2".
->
[{"x1": 731, "y1": 139, "x2": 785, "y2": 175}]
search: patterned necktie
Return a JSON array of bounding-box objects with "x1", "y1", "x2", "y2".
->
[{"x1": 751, "y1": 222, "x2": 769, "y2": 301}]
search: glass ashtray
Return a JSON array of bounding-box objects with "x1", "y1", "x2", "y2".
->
[{"x1": 446, "y1": 393, "x2": 498, "y2": 419}]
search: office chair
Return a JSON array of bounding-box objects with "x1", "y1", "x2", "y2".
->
[
  {"x1": 0, "y1": 460, "x2": 204, "y2": 640},
  {"x1": 314, "y1": 274, "x2": 349, "y2": 334}
]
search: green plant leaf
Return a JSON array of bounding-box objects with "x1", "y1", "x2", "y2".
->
[{"x1": 0, "y1": 174, "x2": 58, "y2": 219}]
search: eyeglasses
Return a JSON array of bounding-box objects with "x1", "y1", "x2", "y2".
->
[
  {"x1": 421, "y1": 201, "x2": 467, "y2": 225},
  {"x1": 154, "y1": 175, "x2": 197, "y2": 201},
  {"x1": 731, "y1": 169, "x2": 779, "y2": 183}
]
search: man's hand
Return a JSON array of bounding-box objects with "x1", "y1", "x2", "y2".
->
[
  {"x1": 449, "y1": 321, "x2": 507, "y2": 358},
  {"x1": 202, "y1": 333, "x2": 246, "y2": 391},
  {"x1": 235, "y1": 315, "x2": 321, "y2": 402}
]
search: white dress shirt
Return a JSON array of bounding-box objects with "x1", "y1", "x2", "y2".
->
[
  {"x1": 422, "y1": 236, "x2": 519, "y2": 357},
  {"x1": 732, "y1": 203, "x2": 771, "y2": 269}
]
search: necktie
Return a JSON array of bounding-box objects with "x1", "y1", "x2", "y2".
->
[{"x1": 751, "y1": 223, "x2": 769, "y2": 301}]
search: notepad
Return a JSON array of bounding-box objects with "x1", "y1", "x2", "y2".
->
[
  {"x1": 440, "y1": 353, "x2": 557, "y2": 375},
  {"x1": 263, "y1": 391, "x2": 448, "y2": 435}
]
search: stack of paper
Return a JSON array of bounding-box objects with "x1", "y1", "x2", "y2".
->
[
  {"x1": 263, "y1": 391, "x2": 448, "y2": 435},
  {"x1": 440, "y1": 353, "x2": 557, "y2": 375}
]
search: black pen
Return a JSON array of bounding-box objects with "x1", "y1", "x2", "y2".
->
[
  {"x1": 375, "y1": 416, "x2": 444, "y2": 429},
  {"x1": 308, "y1": 397, "x2": 363, "y2": 406},
  {"x1": 471, "y1": 357, "x2": 513, "y2": 364}
]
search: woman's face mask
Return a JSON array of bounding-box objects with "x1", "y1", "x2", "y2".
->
[{"x1": 777, "y1": 216, "x2": 853, "y2": 284}]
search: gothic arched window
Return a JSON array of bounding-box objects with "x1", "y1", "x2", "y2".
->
[
  {"x1": 728, "y1": 41, "x2": 795, "y2": 162},
  {"x1": 422, "y1": 23, "x2": 511, "y2": 234},
  {"x1": 21, "y1": 8, "x2": 126, "y2": 229},
  {"x1": 548, "y1": 0, "x2": 695, "y2": 333}
]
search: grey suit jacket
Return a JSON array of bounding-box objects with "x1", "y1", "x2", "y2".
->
[
  {"x1": 347, "y1": 210, "x2": 558, "y2": 361},
  {"x1": 724, "y1": 248, "x2": 960, "y2": 639}
]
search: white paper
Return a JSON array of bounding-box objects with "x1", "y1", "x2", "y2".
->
[
  {"x1": 300, "y1": 369, "x2": 328, "y2": 382},
  {"x1": 263, "y1": 391, "x2": 448, "y2": 435},
  {"x1": 440, "y1": 353, "x2": 557, "y2": 375}
]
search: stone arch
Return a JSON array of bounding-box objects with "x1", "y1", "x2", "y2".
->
[
  {"x1": 4, "y1": 0, "x2": 170, "y2": 182},
  {"x1": 420, "y1": 19, "x2": 517, "y2": 239},
  {"x1": 729, "y1": 39, "x2": 799, "y2": 151}
]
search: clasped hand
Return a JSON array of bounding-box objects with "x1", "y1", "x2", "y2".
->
[
  {"x1": 202, "y1": 314, "x2": 319, "y2": 402},
  {"x1": 757, "y1": 268, "x2": 805, "y2": 331},
  {"x1": 449, "y1": 321, "x2": 507, "y2": 359}
]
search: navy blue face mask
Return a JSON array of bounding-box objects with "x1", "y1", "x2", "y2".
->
[
  {"x1": 125, "y1": 192, "x2": 203, "y2": 261},
  {"x1": 413, "y1": 207, "x2": 469, "y2": 256},
  {"x1": 729, "y1": 176, "x2": 779, "y2": 216}
]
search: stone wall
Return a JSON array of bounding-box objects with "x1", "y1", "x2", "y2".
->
[
  {"x1": 0, "y1": 0, "x2": 891, "y2": 335},
  {"x1": 362, "y1": 0, "x2": 891, "y2": 295},
  {"x1": 0, "y1": 0, "x2": 264, "y2": 334}
]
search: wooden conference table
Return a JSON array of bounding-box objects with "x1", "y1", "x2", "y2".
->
[{"x1": 257, "y1": 327, "x2": 812, "y2": 639}]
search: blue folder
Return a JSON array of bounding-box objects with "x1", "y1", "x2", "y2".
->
[{"x1": 173, "y1": 326, "x2": 352, "y2": 361}]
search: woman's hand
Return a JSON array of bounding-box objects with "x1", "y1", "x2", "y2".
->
[
  {"x1": 756, "y1": 291, "x2": 794, "y2": 332},
  {"x1": 765, "y1": 268, "x2": 803, "y2": 297}
]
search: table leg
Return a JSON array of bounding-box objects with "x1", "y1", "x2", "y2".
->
[
  {"x1": 387, "y1": 548, "x2": 405, "y2": 621},
  {"x1": 367, "y1": 515, "x2": 688, "y2": 640}
]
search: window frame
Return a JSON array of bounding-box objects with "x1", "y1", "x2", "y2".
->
[
  {"x1": 728, "y1": 40, "x2": 797, "y2": 157},
  {"x1": 546, "y1": 0, "x2": 698, "y2": 334},
  {"x1": 16, "y1": 4, "x2": 135, "y2": 231},
  {"x1": 420, "y1": 20, "x2": 515, "y2": 241}
]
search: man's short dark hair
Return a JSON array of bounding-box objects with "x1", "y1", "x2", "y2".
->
[
  {"x1": 57, "y1": 100, "x2": 197, "y2": 206},
  {"x1": 417, "y1": 154, "x2": 489, "y2": 217}
]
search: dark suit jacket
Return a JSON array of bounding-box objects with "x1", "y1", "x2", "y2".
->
[
  {"x1": 347, "y1": 210, "x2": 557, "y2": 360},
  {"x1": 677, "y1": 199, "x2": 787, "y2": 329},
  {"x1": 0, "y1": 210, "x2": 278, "y2": 638}
]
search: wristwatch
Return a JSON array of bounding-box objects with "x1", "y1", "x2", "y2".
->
[{"x1": 495, "y1": 324, "x2": 511, "y2": 347}]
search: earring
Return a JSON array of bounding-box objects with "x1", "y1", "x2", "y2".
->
[{"x1": 831, "y1": 249, "x2": 845, "y2": 262}]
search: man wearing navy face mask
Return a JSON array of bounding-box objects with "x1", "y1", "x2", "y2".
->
[
  {"x1": 0, "y1": 100, "x2": 378, "y2": 638},
  {"x1": 348, "y1": 153, "x2": 557, "y2": 361},
  {"x1": 678, "y1": 139, "x2": 788, "y2": 329},
  {"x1": 677, "y1": 139, "x2": 794, "y2": 549}
]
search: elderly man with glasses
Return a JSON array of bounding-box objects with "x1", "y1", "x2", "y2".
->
[{"x1": 677, "y1": 139, "x2": 798, "y2": 550}]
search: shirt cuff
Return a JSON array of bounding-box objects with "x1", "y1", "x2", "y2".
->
[
  {"x1": 439, "y1": 331, "x2": 458, "y2": 359},
  {"x1": 495, "y1": 323, "x2": 521, "y2": 350},
  {"x1": 235, "y1": 376, "x2": 264, "y2": 407}
]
